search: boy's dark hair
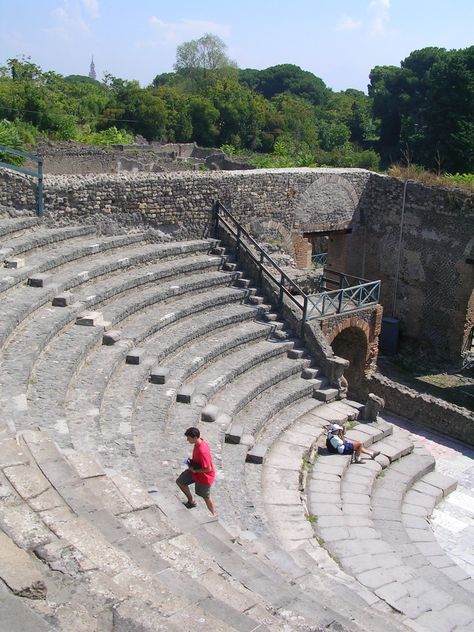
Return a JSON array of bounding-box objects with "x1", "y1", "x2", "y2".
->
[{"x1": 184, "y1": 427, "x2": 200, "y2": 438}]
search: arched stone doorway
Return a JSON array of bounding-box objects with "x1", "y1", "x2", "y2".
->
[{"x1": 330, "y1": 326, "x2": 369, "y2": 390}]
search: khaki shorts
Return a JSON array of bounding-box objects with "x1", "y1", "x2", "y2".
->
[{"x1": 177, "y1": 469, "x2": 212, "y2": 498}]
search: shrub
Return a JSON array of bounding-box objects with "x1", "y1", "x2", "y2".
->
[
  {"x1": 80, "y1": 126, "x2": 134, "y2": 146},
  {"x1": 0, "y1": 119, "x2": 26, "y2": 165}
]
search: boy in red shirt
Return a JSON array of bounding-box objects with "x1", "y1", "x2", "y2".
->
[{"x1": 176, "y1": 427, "x2": 216, "y2": 515}]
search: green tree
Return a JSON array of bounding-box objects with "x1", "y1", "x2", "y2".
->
[
  {"x1": 174, "y1": 33, "x2": 237, "y2": 90},
  {"x1": 188, "y1": 95, "x2": 219, "y2": 146},
  {"x1": 272, "y1": 93, "x2": 319, "y2": 150},
  {"x1": 239, "y1": 64, "x2": 330, "y2": 106}
]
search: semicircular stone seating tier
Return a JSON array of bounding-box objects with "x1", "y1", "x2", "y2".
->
[{"x1": 0, "y1": 214, "x2": 471, "y2": 632}]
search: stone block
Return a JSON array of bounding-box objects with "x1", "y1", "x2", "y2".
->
[
  {"x1": 302, "y1": 367, "x2": 320, "y2": 379},
  {"x1": 176, "y1": 384, "x2": 194, "y2": 404},
  {"x1": 422, "y1": 471, "x2": 457, "y2": 496},
  {"x1": 272, "y1": 329, "x2": 290, "y2": 341},
  {"x1": 313, "y1": 387, "x2": 338, "y2": 402},
  {"x1": 149, "y1": 365, "x2": 170, "y2": 384},
  {"x1": 27, "y1": 273, "x2": 52, "y2": 288},
  {"x1": 215, "y1": 412, "x2": 232, "y2": 427},
  {"x1": 245, "y1": 444, "x2": 267, "y2": 464},
  {"x1": 287, "y1": 348, "x2": 304, "y2": 359},
  {"x1": 201, "y1": 404, "x2": 219, "y2": 422},
  {"x1": 75, "y1": 310, "x2": 106, "y2": 327},
  {"x1": 52, "y1": 292, "x2": 74, "y2": 307},
  {"x1": 235, "y1": 277, "x2": 250, "y2": 288},
  {"x1": 102, "y1": 330, "x2": 121, "y2": 345},
  {"x1": 126, "y1": 348, "x2": 145, "y2": 365},
  {"x1": 225, "y1": 424, "x2": 244, "y2": 444},
  {"x1": 4, "y1": 257, "x2": 25, "y2": 269}
]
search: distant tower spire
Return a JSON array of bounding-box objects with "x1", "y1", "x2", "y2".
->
[{"x1": 89, "y1": 56, "x2": 96, "y2": 80}]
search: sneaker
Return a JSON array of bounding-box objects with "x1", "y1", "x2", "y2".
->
[
  {"x1": 354, "y1": 455, "x2": 362, "y2": 464},
  {"x1": 371, "y1": 450, "x2": 380, "y2": 459},
  {"x1": 184, "y1": 500, "x2": 197, "y2": 509}
]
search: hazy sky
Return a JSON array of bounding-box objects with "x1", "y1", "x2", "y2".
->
[{"x1": 1, "y1": 1, "x2": 474, "y2": 92}]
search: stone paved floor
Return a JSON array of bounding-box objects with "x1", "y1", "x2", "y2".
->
[{"x1": 381, "y1": 412, "x2": 474, "y2": 578}]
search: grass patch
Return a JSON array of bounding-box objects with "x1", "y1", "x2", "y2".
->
[
  {"x1": 388, "y1": 165, "x2": 474, "y2": 193},
  {"x1": 315, "y1": 535, "x2": 325, "y2": 547},
  {"x1": 302, "y1": 455, "x2": 313, "y2": 475},
  {"x1": 306, "y1": 513, "x2": 318, "y2": 524}
]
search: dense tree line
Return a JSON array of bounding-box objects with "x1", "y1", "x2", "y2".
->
[
  {"x1": 1, "y1": 35, "x2": 473, "y2": 173},
  {"x1": 370, "y1": 46, "x2": 474, "y2": 173}
]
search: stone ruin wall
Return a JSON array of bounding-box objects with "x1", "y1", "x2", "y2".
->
[
  {"x1": 25, "y1": 142, "x2": 255, "y2": 175},
  {"x1": 0, "y1": 167, "x2": 369, "y2": 238}
]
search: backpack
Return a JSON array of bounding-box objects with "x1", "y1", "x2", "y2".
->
[{"x1": 326, "y1": 433, "x2": 339, "y2": 454}]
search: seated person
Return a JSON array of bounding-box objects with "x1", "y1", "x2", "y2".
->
[{"x1": 326, "y1": 423, "x2": 379, "y2": 463}]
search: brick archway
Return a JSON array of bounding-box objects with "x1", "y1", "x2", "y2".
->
[
  {"x1": 329, "y1": 325, "x2": 368, "y2": 388},
  {"x1": 320, "y1": 308, "x2": 382, "y2": 386}
]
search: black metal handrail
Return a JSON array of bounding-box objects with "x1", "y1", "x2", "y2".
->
[
  {"x1": 0, "y1": 145, "x2": 44, "y2": 216},
  {"x1": 212, "y1": 200, "x2": 381, "y2": 326},
  {"x1": 213, "y1": 200, "x2": 309, "y2": 333}
]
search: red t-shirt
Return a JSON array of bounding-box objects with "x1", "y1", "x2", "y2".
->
[{"x1": 191, "y1": 439, "x2": 215, "y2": 485}]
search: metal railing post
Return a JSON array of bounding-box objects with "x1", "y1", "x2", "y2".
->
[
  {"x1": 279, "y1": 272, "x2": 284, "y2": 306},
  {"x1": 236, "y1": 225, "x2": 241, "y2": 261},
  {"x1": 259, "y1": 251, "x2": 264, "y2": 285},
  {"x1": 37, "y1": 159, "x2": 44, "y2": 217},
  {"x1": 301, "y1": 295, "x2": 308, "y2": 336},
  {"x1": 0, "y1": 145, "x2": 44, "y2": 217}
]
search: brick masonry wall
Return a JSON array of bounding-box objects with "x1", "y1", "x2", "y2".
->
[{"x1": 342, "y1": 175, "x2": 474, "y2": 363}]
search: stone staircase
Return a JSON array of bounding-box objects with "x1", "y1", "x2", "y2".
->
[{"x1": 0, "y1": 215, "x2": 471, "y2": 631}]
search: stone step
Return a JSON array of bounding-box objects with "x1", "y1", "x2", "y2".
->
[
  {"x1": 74, "y1": 302, "x2": 264, "y2": 476},
  {"x1": 238, "y1": 374, "x2": 321, "y2": 441},
  {"x1": 0, "y1": 216, "x2": 40, "y2": 240},
  {"x1": 1, "y1": 224, "x2": 96, "y2": 258},
  {"x1": 0, "y1": 530, "x2": 47, "y2": 599},
  {"x1": 313, "y1": 386, "x2": 339, "y2": 402},
  {"x1": 149, "y1": 491, "x2": 368, "y2": 632},
  {"x1": 305, "y1": 425, "x2": 474, "y2": 624}
]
